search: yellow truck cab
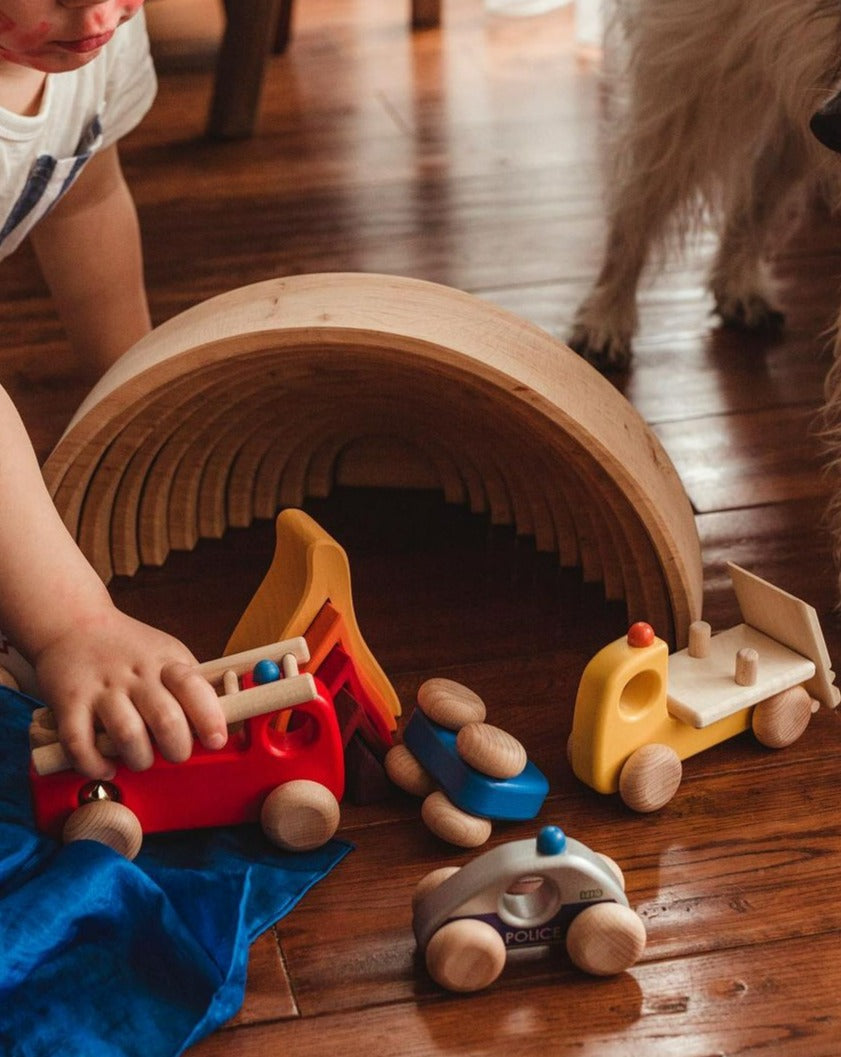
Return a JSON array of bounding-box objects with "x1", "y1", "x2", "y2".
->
[{"x1": 568, "y1": 563, "x2": 839, "y2": 811}]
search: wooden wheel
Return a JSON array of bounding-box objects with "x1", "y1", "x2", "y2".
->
[
  {"x1": 566, "y1": 902, "x2": 646, "y2": 977},
  {"x1": 597, "y1": 853, "x2": 626, "y2": 891},
  {"x1": 62, "y1": 800, "x2": 143, "y2": 861},
  {"x1": 384, "y1": 743, "x2": 435, "y2": 797},
  {"x1": 260, "y1": 779, "x2": 340, "y2": 851},
  {"x1": 412, "y1": 866, "x2": 462, "y2": 911},
  {"x1": 421, "y1": 791, "x2": 493, "y2": 848},
  {"x1": 619, "y1": 743, "x2": 682, "y2": 812},
  {"x1": 752, "y1": 685, "x2": 817, "y2": 748},
  {"x1": 425, "y1": 918, "x2": 507, "y2": 992},
  {"x1": 416, "y1": 679, "x2": 486, "y2": 729}
]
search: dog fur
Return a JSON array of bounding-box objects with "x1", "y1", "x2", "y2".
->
[
  {"x1": 569, "y1": 0, "x2": 841, "y2": 586},
  {"x1": 569, "y1": 0, "x2": 841, "y2": 371}
]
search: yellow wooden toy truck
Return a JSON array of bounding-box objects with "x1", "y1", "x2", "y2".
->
[{"x1": 568, "y1": 563, "x2": 839, "y2": 811}]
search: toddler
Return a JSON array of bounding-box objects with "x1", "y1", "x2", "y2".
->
[{"x1": 0, "y1": 1, "x2": 228, "y2": 778}]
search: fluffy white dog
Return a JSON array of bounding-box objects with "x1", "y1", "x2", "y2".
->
[
  {"x1": 569, "y1": 0, "x2": 841, "y2": 586},
  {"x1": 569, "y1": 0, "x2": 841, "y2": 372}
]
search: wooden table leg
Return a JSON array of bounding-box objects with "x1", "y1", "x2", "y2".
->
[
  {"x1": 208, "y1": 0, "x2": 284, "y2": 139},
  {"x1": 273, "y1": 0, "x2": 294, "y2": 52},
  {"x1": 208, "y1": 0, "x2": 440, "y2": 139},
  {"x1": 412, "y1": 0, "x2": 441, "y2": 28}
]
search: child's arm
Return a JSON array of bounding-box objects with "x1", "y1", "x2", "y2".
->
[
  {"x1": 0, "y1": 386, "x2": 228, "y2": 778},
  {"x1": 29, "y1": 143, "x2": 151, "y2": 380}
]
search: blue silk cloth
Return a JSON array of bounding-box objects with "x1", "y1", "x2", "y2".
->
[{"x1": 0, "y1": 686, "x2": 351, "y2": 1056}]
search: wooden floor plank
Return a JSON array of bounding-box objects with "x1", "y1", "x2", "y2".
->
[
  {"x1": 190, "y1": 930, "x2": 841, "y2": 1057},
  {"x1": 260, "y1": 748, "x2": 841, "y2": 1017},
  {"x1": 654, "y1": 403, "x2": 829, "y2": 513},
  {"x1": 230, "y1": 931, "x2": 298, "y2": 1026}
]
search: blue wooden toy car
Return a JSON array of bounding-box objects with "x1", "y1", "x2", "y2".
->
[{"x1": 402, "y1": 707, "x2": 548, "y2": 820}]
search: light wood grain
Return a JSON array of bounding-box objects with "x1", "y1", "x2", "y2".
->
[
  {"x1": 455, "y1": 720, "x2": 527, "y2": 778},
  {"x1": 41, "y1": 272, "x2": 704, "y2": 646}
]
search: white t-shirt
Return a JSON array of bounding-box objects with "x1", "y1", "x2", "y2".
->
[{"x1": 0, "y1": 12, "x2": 156, "y2": 260}]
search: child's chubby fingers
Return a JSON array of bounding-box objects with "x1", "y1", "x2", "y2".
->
[
  {"x1": 129, "y1": 677, "x2": 196, "y2": 764},
  {"x1": 56, "y1": 714, "x2": 118, "y2": 781},
  {"x1": 96, "y1": 692, "x2": 157, "y2": 771},
  {"x1": 160, "y1": 661, "x2": 228, "y2": 753}
]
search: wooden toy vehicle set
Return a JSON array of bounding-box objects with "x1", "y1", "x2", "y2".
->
[
  {"x1": 27, "y1": 509, "x2": 400, "y2": 859},
  {"x1": 568, "y1": 563, "x2": 840, "y2": 812},
  {"x1": 412, "y1": 825, "x2": 646, "y2": 992},
  {"x1": 17, "y1": 501, "x2": 840, "y2": 1009}
]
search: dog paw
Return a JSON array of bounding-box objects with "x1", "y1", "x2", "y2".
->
[
  {"x1": 714, "y1": 293, "x2": 785, "y2": 334},
  {"x1": 567, "y1": 324, "x2": 632, "y2": 373}
]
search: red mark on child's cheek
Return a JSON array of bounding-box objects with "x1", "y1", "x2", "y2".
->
[
  {"x1": 0, "y1": 13, "x2": 16, "y2": 34},
  {"x1": 18, "y1": 20, "x2": 50, "y2": 45}
]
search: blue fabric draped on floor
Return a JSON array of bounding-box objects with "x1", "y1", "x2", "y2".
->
[{"x1": 0, "y1": 686, "x2": 351, "y2": 1057}]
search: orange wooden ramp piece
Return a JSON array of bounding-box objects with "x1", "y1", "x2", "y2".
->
[{"x1": 224, "y1": 508, "x2": 400, "y2": 731}]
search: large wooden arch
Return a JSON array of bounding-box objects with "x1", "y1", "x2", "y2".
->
[{"x1": 43, "y1": 274, "x2": 703, "y2": 646}]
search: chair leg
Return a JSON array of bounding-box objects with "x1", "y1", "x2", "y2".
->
[
  {"x1": 208, "y1": 0, "x2": 440, "y2": 140},
  {"x1": 412, "y1": 0, "x2": 441, "y2": 28},
  {"x1": 273, "y1": 0, "x2": 294, "y2": 53},
  {"x1": 208, "y1": 0, "x2": 284, "y2": 139}
]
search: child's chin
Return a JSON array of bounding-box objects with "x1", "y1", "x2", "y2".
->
[{"x1": 20, "y1": 50, "x2": 101, "y2": 74}]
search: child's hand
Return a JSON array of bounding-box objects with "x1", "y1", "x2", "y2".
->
[
  {"x1": 0, "y1": 385, "x2": 227, "y2": 780},
  {"x1": 32, "y1": 608, "x2": 228, "y2": 779}
]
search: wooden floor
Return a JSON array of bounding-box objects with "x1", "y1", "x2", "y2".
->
[{"x1": 4, "y1": 1, "x2": 841, "y2": 1053}]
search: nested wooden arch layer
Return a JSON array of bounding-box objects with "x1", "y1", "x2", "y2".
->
[{"x1": 42, "y1": 274, "x2": 703, "y2": 646}]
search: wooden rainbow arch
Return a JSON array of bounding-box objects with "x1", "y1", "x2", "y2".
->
[{"x1": 42, "y1": 273, "x2": 703, "y2": 646}]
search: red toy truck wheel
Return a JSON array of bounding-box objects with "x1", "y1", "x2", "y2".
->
[
  {"x1": 62, "y1": 800, "x2": 144, "y2": 861},
  {"x1": 260, "y1": 779, "x2": 340, "y2": 851}
]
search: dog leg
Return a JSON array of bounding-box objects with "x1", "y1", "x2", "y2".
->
[
  {"x1": 568, "y1": 99, "x2": 699, "y2": 371},
  {"x1": 567, "y1": 221, "x2": 646, "y2": 372},
  {"x1": 709, "y1": 128, "x2": 808, "y2": 335}
]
